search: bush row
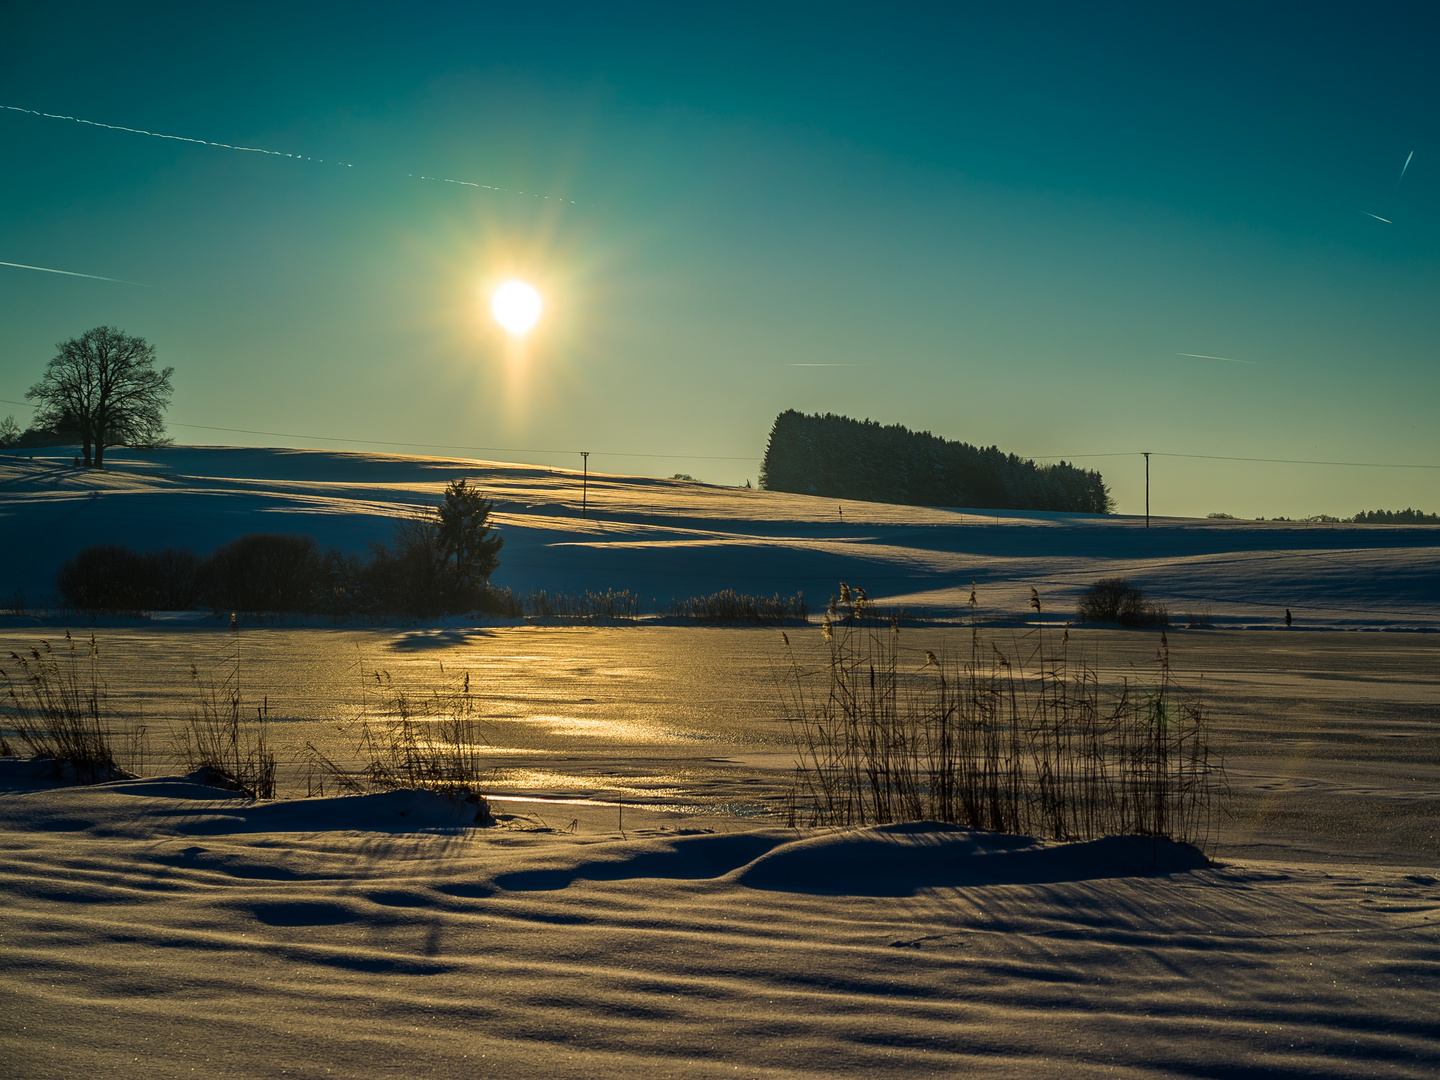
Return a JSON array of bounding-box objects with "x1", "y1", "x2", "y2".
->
[{"x1": 56, "y1": 532, "x2": 520, "y2": 618}]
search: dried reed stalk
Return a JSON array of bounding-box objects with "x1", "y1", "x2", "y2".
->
[{"x1": 783, "y1": 586, "x2": 1225, "y2": 851}]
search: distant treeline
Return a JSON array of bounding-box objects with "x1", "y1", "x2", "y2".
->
[
  {"x1": 1247, "y1": 508, "x2": 1440, "y2": 524},
  {"x1": 1352, "y1": 508, "x2": 1440, "y2": 525},
  {"x1": 0, "y1": 418, "x2": 82, "y2": 450},
  {"x1": 759, "y1": 410, "x2": 1114, "y2": 513}
]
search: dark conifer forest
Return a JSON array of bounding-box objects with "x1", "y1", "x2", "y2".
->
[{"x1": 759, "y1": 410, "x2": 1114, "y2": 514}]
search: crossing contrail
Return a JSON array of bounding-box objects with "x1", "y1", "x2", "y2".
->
[
  {"x1": 1362, "y1": 211, "x2": 1393, "y2": 223},
  {"x1": 2, "y1": 103, "x2": 577, "y2": 203},
  {"x1": 1400, "y1": 150, "x2": 1414, "y2": 180},
  {"x1": 1, "y1": 103, "x2": 351, "y2": 165},
  {"x1": 1176, "y1": 352, "x2": 1253, "y2": 364},
  {"x1": 0, "y1": 260, "x2": 150, "y2": 286}
]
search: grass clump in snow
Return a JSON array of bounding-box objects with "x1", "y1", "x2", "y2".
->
[
  {"x1": 668, "y1": 590, "x2": 808, "y2": 625},
  {"x1": 303, "y1": 667, "x2": 491, "y2": 820},
  {"x1": 523, "y1": 589, "x2": 642, "y2": 620},
  {"x1": 0, "y1": 631, "x2": 131, "y2": 783},
  {"x1": 783, "y1": 585, "x2": 1224, "y2": 851},
  {"x1": 172, "y1": 662, "x2": 277, "y2": 799}
]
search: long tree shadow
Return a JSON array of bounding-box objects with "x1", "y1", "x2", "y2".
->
[{"x1": 386, "y1": 627, "x2": 500, "y2": 651}]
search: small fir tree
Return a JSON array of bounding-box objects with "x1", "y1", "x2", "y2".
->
[{"x1": 436, "y1": 479, "x2": 504, "y2": 594}]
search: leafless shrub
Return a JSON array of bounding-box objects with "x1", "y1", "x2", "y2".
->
[{"x1": 1076, "y1": 577, "x2": 1168, "y2": 627}]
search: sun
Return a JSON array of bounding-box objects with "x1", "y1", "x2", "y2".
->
[{"x1": 490, "y1": 280, "x2": 543, "y2": 336}]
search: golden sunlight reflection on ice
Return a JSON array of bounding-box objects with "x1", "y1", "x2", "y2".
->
[
  {"x1": 521, "y1": 714, "x2": 699, "y2": 743},
  {"x1": 488, "y1": 767, "x2": 687, "y2": 799}
]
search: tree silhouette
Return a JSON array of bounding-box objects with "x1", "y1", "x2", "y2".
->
[
  {"x1": 26, "y1": 326, "x2": 173, "y2": 467},
  {"x1": 759, "y1": 409, "x2": 1114, "y2": 513},
  {"x1": 436, "y1": 478, "x2": 504, "y2": 592}
]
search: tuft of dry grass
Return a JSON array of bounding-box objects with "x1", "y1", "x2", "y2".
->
[
  {"x1": 172, "y1": 661, "x2": 277, "y2": 799},
  {"x1": 0, "y1": 632, "x2": 130, "y2": 782},
  {"x1": 303, "y1": 666, "x2": 491, "y2": 821},
  {"x1": 524, "y1": 589, "x2": 641, "y2": 620},
  {"x1": 669, "y1": 590, "x2": 808, "y2": 625},
  {"x1": 782, "y1": 586, "x2": 1226, "y2": 852},
  {"x1": 1186, "y1": 605, "x2": 1215, "y2": 629}
]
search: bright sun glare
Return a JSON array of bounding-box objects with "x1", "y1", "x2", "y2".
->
[{"x1": 490, "y1": 280, "x2": 543, "y2": 336}]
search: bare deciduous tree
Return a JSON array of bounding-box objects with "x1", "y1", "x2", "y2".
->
[{"x1": 26, "y1": 326, "x2": 173, "y2": 468}]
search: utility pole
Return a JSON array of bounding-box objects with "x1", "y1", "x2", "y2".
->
[
  {"x1": 1143, "y1": 451, "x2": 1150, "y2": 529},
  {"x1": 581, "y1": 451, "x2": 589, "y2": 518}
]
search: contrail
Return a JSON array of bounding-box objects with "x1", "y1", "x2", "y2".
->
[
  {"x1": 1, "y1": 103, "x2": 352, "y2": 165},
  {"x1": 2, "y1": 103, "x2": 577, "y2": 203},
  {"x1": 413, "y1": 174, "x2": 501, "y2": 192},
  {"x1": 0, "y1": 259, "x2": 150, "y2": 286},
  {"x1": 1362, "y1": 211, "x2": 1393, "y2": 223},
  {"x1": 785, "y1": 363, "x2": 861, "y2": 367},
  {"x1": 1400, "y1": 150, "x2": 1414, "y2": 180},
  {"x1": 1176, "y1": 352, "x2": 1253, "y2": 364}
]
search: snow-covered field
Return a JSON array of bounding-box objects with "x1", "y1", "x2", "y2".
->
[
  {"x1": 1, "y1": 444, "x2": 1438, "y2": 627},
  {"x1": 2, "y1": 774, "x2": 1437, "y2": 1079},
  {"x1": 2, "y1": 446, "x2": 1438, "y2": 1076}
]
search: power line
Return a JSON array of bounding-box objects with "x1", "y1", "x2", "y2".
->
[
  {"x1": 1026, "y1": 448, "x2": 1440, "y2": 470},
  {"x1": 1152, "y1": 451, "x2": 1440, "y2": 470},
  {"x1": 164, "y1": 421, "x2": 759, "y2": 461},
  {"x1": 1023, "y1": 452, "x2": 1138, "y2": 459},
  {"x1": 0, "y1": 400, "x2": 757, "y2": 462},
  {"x1": 3, "y1": 396, "x2": 1438, "y2": 469}
]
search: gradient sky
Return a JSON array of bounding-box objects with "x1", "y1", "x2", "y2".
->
[{"x1": 3, "y1": 2, "x2": 1438, "y2": 518}]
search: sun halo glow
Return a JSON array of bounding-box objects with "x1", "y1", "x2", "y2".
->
[{"x1": 490, "y1": 280, "x2": 543, "y2": 336}]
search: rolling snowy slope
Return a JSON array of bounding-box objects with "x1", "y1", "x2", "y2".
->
[{"x1": 1, "y1": 445, "x2": 1437, "y2": 628}]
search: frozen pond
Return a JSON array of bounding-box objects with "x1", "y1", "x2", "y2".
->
[{"x1": 3, "y1": 623, "x2": 1436, "y2": 867}]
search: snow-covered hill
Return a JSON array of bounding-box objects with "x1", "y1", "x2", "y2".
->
[{"x1": 2, "y1": 445, "x2": 1437, "y2": 628}]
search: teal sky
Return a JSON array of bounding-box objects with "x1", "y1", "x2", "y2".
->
[{"x1": 2, "y1": 2, "x2": 1438, "y2": 518}]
